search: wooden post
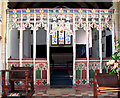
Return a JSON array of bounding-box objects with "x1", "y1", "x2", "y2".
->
[
  {"x1": 25, "y1": 71, "x2": 29, "y2": 96},
  {"x1": 47, "y1": 13, "x2": 50, "y2": 85},
  {"x1": 2, "y1": 71, "x2": 6, "y2": 97},
  {"x1": 6, "y1": 9, "x2": 9, "y2": 70},
  {"x1": 73, "y1": 13, "x2": 76, "y2": 85},
  {"x1": 99, "y1": 12, "x2": 102, "y2": 73},
  {"x1": 86, "y1": 11, "x2": 89, "y2": 83},
  {"x1": 20, "y1": 12, "x2": 23, "y2": 67},
  {"x1": 118, "y1": 71, "x2": 120, "y2": 98},
  {"x1": 112, "y1": 9, "x2": 115, "y2": 54},
  {"x1": 93, "y1": 73, "x2": 97, "y2": 98},
  {"x1": 33, "y1": 12, "x2": 36, "y2": 84}
]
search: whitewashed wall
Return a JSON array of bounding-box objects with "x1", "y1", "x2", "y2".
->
[
  {"x1": 9, "y1": 28, "x2": 19, "y2": 58},
  {"x1": 36, "y1": 28, "x2": 46, "y2": 45},
  {"x1": 91, "y1": 28, "x2": 99, "y2": 58},
  {"x1": 76, "y1": 28, "x2": 86, "y2": 44},
  {"x1": 76, "y1": 28, "x2": 92, "y2": 47},
  {"x1": 23, "y1": 29, "x2": 31, "y2": 58}
]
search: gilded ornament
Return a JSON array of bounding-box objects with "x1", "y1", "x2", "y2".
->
[
  {"x1": 59, "y1": 8, "x2": 63, "y2": 13},
  {"x1": 13, "y1": 9, "x2": 17, "y2": 14},
  {"x1": 40, "y1": 9, "x2": 43, "y2": 13},
  {"x1": 67, "y1": 10, "x2": 69, "y2": 13},
  {"x1": 104, "y1": 10, "x2": 108, "y2": 13},
  {"x1": 79, "y1": 9, "x2": 82, "y2": 13},
  {"x1": 92, "y1": 9, "x2": 95, "y2": 14},
  {"x1": 53, "y1": 10, "x2": 56, "y2": 13},
  {"x1": 26, "y1": 8, "x2": 30, "y2": 13}
]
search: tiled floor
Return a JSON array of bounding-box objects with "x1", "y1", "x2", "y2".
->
[
  {"x1": 32, "y1": 88, "x2": 118, "y2": 97},
  {"x1": 0, "y1": 87, "x2": 118, "y2": 97}
]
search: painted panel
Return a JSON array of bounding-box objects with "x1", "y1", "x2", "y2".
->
[
  {"x1": 65, "y1": 30, "x2": 71, "y2": 44},
  {"x1": 35, "y1": 60, "x2": 48, "y2": 86},
  {"x1": 59, "y1": 28, "x2": 64, "y2": 45},
  {"x1": 75, "y1": 62, "x2": 87, "y2": 85},
  {"x1": 75, "y1": 58, "x2": 110, "y2": 85},
  {"x1": 52, "y1": 31, "x2": 57, "y2": 45}
]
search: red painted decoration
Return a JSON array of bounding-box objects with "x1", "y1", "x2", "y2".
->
[
  {"x1": 36, "y1": 80, "x2": 41, "y2": 85},
  {"x1": 42, "y1": 69, "x2": 47, "y2": 79},
  {"x1": 95, "y1": 70, "x2": 99, "y2": 73},
  {"x1": 76, "y1": 79, "x2": 81, "y2": 85},
  {"x1": 22, "y1": 81, "x2": 25, "y2": 85},
  {"x1": 89, "y1": 79, "x2": 94, "y2": 84},
  {"x1": 82, "y1": 70, "x2": 86, "y2": 80},
  {"x1": 60, "y1": 30, "x2": 63, "y2": 33},
  {"x1": 39, "y1": 64, "x2": 43, "y2": 69}
]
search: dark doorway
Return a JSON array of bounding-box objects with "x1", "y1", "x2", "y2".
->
[
  {"x1": 106, "y1": 35, "x2": 112, "y2": 57},
  {"x1": 31, "y1": 45, "x2": 47, "y2": 58},
  {"x1": 50, "y1": 47, "x2": 73, "y2": 87}
]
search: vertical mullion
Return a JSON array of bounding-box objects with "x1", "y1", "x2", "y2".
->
[
  {"x1": 20, "y1": 11, "x2": 23, "y2": 67},
  {"x1": 33, "y1": 11, "x2": 36, "y2": 83},
  {"x1": 99, "y1": 13, "x2": 102, "y2": 73},
  {"x1": 47, "y1": 13, "x2": 50, "y2": 84},
  {"x1": 73, "y1": 13, "x2": 76, "y2": 85},
  {"x1": 86, "y1": 12, "x2": 89, "y2": 83}
]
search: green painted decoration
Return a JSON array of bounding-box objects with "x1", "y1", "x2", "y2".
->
[
  {"x1": 42, "y1": 80, "x2": 47, "y2": 85},
  {"x1": 76, "y1": 70, "x2": 81, "y2": 79},
  {"x1": 102, "y1": 67, "x2": 107, "y2": 73},
  {"x1": 89, "y1": 69, "x2": 94, "y2": 79},
  {"x1": 82, "y1": 80, "x2": 87, "y2": 84},
  {"x1": 36, "y1": 68, "x2": 41, "y2": 79}
]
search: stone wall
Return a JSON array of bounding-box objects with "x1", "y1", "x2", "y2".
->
[{"x1": 0, "y1": 1, "x2": 8, "y2": 94}]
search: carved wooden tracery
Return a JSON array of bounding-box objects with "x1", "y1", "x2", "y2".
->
[{"x1": 7, "y1": 8, "x2": 114, "y2": 86}]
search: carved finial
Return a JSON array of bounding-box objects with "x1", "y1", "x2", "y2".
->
[
  {"x1": 26, "y1": 8, "x2": 30, "y2": 13},
  {"x1": 79, "y1": 9, "x2": 82, "y2": 13},
  {"x1": 40, "y1": 9, "x2": 43, "y2": 13},
  {"x1": 59, "y1": 8, "x2": 63, "y2": 13},
  {"x1": 92, "y1": 9, "x2": 95, "y2": 13},
  {"x1": 13, "y1": 9, "x2": 16, "y2": 14}
]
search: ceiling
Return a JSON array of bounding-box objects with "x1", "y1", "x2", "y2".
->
[{"x1": 8, "y1": 2, "x2": 113, "y2": 9}]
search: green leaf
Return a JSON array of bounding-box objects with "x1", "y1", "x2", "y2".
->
[{"x1": 115, "y1": 67, "x2": 118, "y2": 71}]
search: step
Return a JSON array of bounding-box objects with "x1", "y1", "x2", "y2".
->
[
  {"x1": 50, "y1": 80, "x2": 73, "y2": 86},
  {"x1": 47, "y1": 88, "x2": 76, "y2": 95}
]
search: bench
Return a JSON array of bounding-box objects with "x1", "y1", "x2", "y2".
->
[
  {"x1": 93, "y1": 72, "x2": 120, "y2": 98},
  {"x1": 1, "y1": 66, "x2": 34, "y2": 97}
]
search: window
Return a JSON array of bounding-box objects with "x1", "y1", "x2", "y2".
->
[{"x1": 51, "y1": 26, "x2": 72, "y2": 45}]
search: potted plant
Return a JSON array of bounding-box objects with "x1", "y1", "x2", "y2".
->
[{"x1": 107, "y1": 40, "x2": 120, "y2": 75}]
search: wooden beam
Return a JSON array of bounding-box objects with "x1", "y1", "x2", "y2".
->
[
  {"x1": 84, "y1": 2, "x2": 95, "y2": 8},
  {"x1": 66, "y1": 2, "x2": 82, "y2": 8},
  {"x1": 8, "y1": 2, "x2": 113, "y2": 9},
  {"x1": 8, "y1": 2, "x2": 18, "y2": 9},
  {"x1": 30, "y1": 2, "x2": 43, "y2": 8}
]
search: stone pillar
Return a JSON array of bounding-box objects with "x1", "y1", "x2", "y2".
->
[
  {"x1": 1, "y1": 1, "x2": 8, "y2": 69},
  {"x1": 113, "y1": 1, "x2": 119, "y2": 41},
  {"x1": 0, "y1": 1, "x2": 8, "y2": 95}
]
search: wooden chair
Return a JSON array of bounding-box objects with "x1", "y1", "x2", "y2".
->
[
  {"x1": 1, "y1": 66, "x2": 34, "y2": 97},
  {"x1": 93, "y1": 72, "x2": 120, "y2": 98}
]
